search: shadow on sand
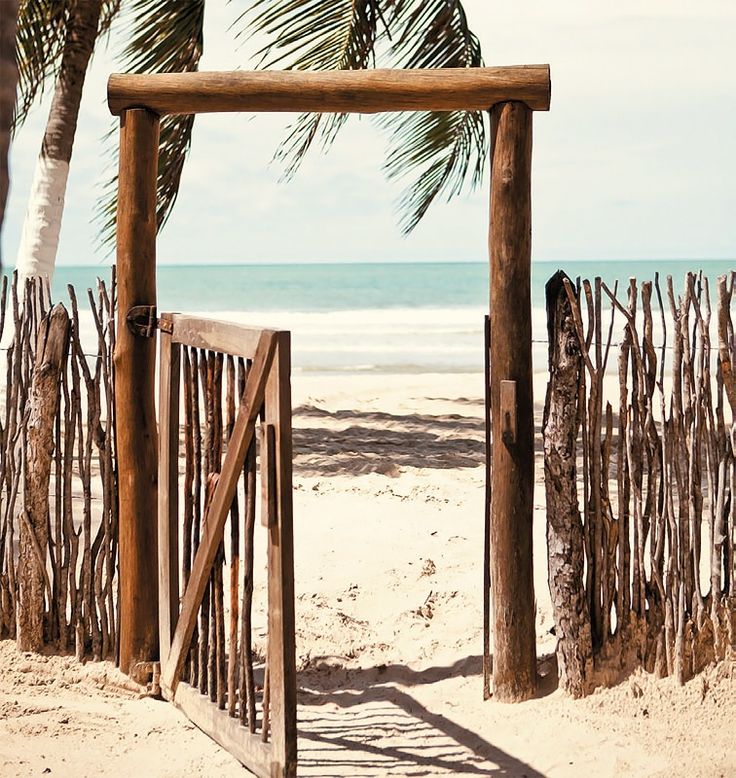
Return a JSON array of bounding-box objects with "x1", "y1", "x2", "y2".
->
[
  {"x1": 292, "y1": 405, "x2": 485, "y2": 476},
  {"x1": 292, "y1": 403, "x2": 553, "y2": 477},
  {"x1": 296, "y1": 655, "x2": 554, "y2": 776}
]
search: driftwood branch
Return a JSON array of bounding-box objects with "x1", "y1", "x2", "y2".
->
[{"x1": 543, "y1": 271, "x2": 593, "y2": 696}]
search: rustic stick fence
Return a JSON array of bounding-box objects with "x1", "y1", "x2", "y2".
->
[
  {"x1": 544, "y1": 270, "x2": 736, "y2": 696},
  {"x1": 0, "y1": 271, "x2": 118, "y2": 661}
]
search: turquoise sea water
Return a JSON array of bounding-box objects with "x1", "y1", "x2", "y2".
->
[
  {"x1": 51, "y1": 259, "x2": 735, "y2": 314},
  {"x1": 47, "y1": 259, "x2": 734, "y2": 374}
]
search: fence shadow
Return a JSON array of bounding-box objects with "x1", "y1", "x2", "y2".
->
[
  {"x1": 292, "y1": 405, "x2": 485, "y2": 476},
  {"x1": 296, "y1": 656, "x2": 549, "y2": 777},
  {"x1": 292, "y1": 402, "x2": 553, "y2": 477}
]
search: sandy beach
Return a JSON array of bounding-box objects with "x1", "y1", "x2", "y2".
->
[
  {"x1": 1, "y1": 370, "x2": 734, "y2": 777},
  {"x1": 1, "y1": 0, "x2": 733, "y2": 770}
]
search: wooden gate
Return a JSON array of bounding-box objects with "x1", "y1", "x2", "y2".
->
[
  {"x1": 156, "y1": 313, "x2": 296, "y2": 777},
  {"x1": 111, "y1": 66, "x2": 551, "y2": 705}
]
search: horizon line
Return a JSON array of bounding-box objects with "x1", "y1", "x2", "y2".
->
[{"x1": 45, "y1": 256, "x2": 736, "y2": 270}]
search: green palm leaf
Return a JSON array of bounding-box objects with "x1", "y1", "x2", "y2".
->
[
  {"x1": 236, "y1": 0, "x2": 486, "y2": 233},
  {"x1": 14, "y1": 0, "x2": 119, "y2": 132},
  {"x1": 380, "y1": 0, "x2": 487, "y2": 233},
  {"x1": 96, "y1": 0, "x2": 204, "y2": 247},
  {"x1": 381, "y1": 108, "x2": 485, "y2": 233},
  {"x1": 235, "y1": 0, "x2": 384, "y2": 180},
  {"x1": 13, "y1": 0, "x2": 71, "y2": 131}
]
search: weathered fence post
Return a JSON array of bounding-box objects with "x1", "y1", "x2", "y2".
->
[
  {"x1": 542, "y1": 272, "x2": 593, "y2": 697},
  {"x1": 487, "y1": 100, "x2": 537, "y2": 701},
  {"x1": 717, "y1": 274, "x2": 736, "y2": 416},
  {"x1": 17, "y1": 303, "x2": 70, "y2": 651},
  {"x1": 114, "y1": 108, "x2": 160, "y2": 677}
]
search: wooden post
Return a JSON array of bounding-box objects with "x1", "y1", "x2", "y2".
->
[
  {"x1": 542, "y1": 272, "x2": 593, "y2": 697},
  {"x1": 17, "y1": 303, "x2": 70, "y2": 651},
  {"x1": 483, "y1": 315, "x2": 492, "y2": 700},
  {"x1": 115, "y1": 108, "x2": 160, "y2": 678},
  {"x1": 488, "y1": 100, "x2": 537, "y2": 702}
]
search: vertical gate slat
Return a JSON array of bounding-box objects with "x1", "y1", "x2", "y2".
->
[
  {"x1": 162, "y1": 330, "x2": 276, "y2": 696},
  {"x1": 264, "y1": 333, "x2": 297, "y2": 776},
  {"x1": 158, "y1": 314, "x2": 181, "y2": 663}
]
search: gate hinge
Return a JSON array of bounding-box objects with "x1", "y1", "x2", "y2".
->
[{"x1": 126, "y1": 305, "x2": 173, "y2": 337}]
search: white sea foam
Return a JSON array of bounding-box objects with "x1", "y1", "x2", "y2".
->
[{"x1": 183, "y1": 306, "x2": 552, "y2": 374}]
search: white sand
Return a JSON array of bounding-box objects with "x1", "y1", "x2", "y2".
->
[{"x1": 1, "y1": 371, "x2": 735, "y2": 777}]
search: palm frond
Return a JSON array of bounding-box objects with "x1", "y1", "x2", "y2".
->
[
  {"x1": 121, "y1": 0, "x2": 204, "y2": 75},
  {"x1": 154, "y1": 114, "x2": 197, "y2": 231},
  {"x1": 98, "y1": 0, "x2": 122, "y2": 41},
  {"x1": 382, "y1": 108, "x2": 485, "y2": 233},
  {"x1": 14, "y1": 0, "x2": 120, "y2": 131},
  {"x1": 241, "y1": 0, "x2": 380, "y2": 70},
  {"x1": 96, "y1": 0, "x2": 204, "y2": 248},
  {"x1": 387, "y1": 0, "x2": 480, "y2": 69},
  {"x1": 13, "y1": 0, "x2": 71, "y2": 131},
  {"x1": 237, "y1": 0, "x2": 486, "y2": 233},
  {"x1": 379, "y1": 0, "x2": 487, "y2": 233},
  {"x1": 235, "y1": 0, "x2": 383, "y2": 178}
]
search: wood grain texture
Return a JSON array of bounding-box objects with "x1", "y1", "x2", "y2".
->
[
  {"x1": 17, "y1": 303, "x2": 69, "y2": 651},
  {"x1": 488, "y1": 101, "x2": 537, "y2": 702},
  {"x1": 114, "y1": 108, "x2": 160, "y2": 677},
  {"x1": 483, "y1": 315, "x2": 492, "y2": 701},
  {"x1": 542, "y1": 272, "x2": 593, "y2": 698},
  {"x1": 240, "y1": 398, "x2": 258, "y2": 732},
  {"x1": 107, "y1": 66, "x2": 551, "y2": 117},
  {"x1": 170, "y1": 681, "x2": 273, "y2": 778},
  {"x1": 264, "y1": 333, "x2": 297, "y2": 776},
  {"x1": 717, "y1": 274, "x2": 736, "y2": 414},
  {"x1": 170, "y1": 314, "x2": 271, "y2": 358},
  {"x1": 226, "y1": 357, "x2": 240, "y2": 719},
  {"x1": 157, "y1": 318, "x2": 180, "y2": 662}
]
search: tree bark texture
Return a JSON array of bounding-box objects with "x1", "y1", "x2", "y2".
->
[
  {"x1": 15, "y1": 0, "x2": 102, "y2": 280},
  {"x1": 542, "y1": 271, "x2": 593, "y2": 697},
  {"x1": 17, "y1": 303, "x2": 69, "y2": 650},
  {"x1": 543, "y1": 270, "x2": 735, "y2": 693},
  {"x1": 717, "y1": 275, "x2": 736, "y2": 417},
  {"x1": 0, "y1": 0, "x2": 19, "y2": 268}
]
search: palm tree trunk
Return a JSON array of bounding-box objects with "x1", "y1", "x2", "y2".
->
[
  {"x1": 0, "y1": 0, "x2": 19, "y2": 271},
  {"x1": 15, "y1": 0, "x2": 102, "y2": 281}
]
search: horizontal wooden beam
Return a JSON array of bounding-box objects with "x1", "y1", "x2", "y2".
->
[
  {"x1": 168, "y1": 314, "x2": 276, "y2": 359},
  {"x1": 107, "y1": 66, "x2": 551, "y2": 116},
  {"x1": 170, "y1": 682, "x2": 274, "y2": 778}
]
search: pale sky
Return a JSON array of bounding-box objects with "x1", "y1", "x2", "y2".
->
[{"x1": 2, "y1": 0, "x2": 735, "y2": 267}]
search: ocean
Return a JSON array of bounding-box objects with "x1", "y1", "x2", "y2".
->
[{"x1": 50, "y1": 259, "x2": 734, "y2": 375}]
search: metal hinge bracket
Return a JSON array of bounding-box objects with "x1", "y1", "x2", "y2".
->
[{"x1": 126, "y1": 305, "x2": 173, "y2": 337}]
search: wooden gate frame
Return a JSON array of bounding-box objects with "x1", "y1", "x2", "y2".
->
[
  {"x1": 157, "y1": 313, "x2": 295, "y2": 777},
  {"x1": 109, "y1": 66, "x2": 551, "y2": 708}
]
